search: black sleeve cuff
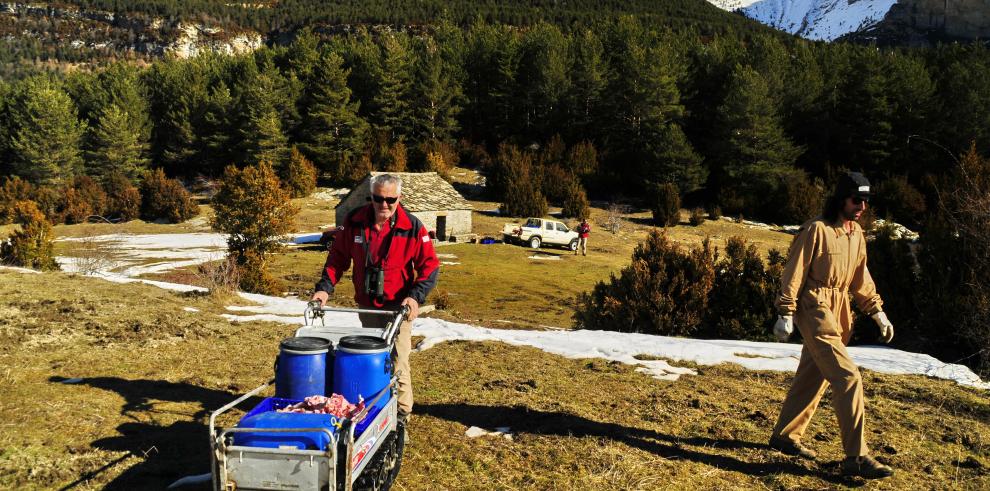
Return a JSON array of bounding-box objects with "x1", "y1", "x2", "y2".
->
[{"x1": 315, "y1": 277, "x2": 335, "y2": 294}]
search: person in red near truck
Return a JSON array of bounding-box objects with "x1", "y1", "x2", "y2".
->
[
  {"x1": 575, "y1": 218, "x2": 591, "y2": 256},
  {"x1": 310, "y1": 173, "x2": 440, "y2": 426}
]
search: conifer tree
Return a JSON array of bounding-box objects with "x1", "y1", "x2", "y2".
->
[
  {"x1": 85, "y1": 104, "x2": 150, "y2": 184},
  {"x1": 714, "y1": 64, "x2": 802, "y2": 211},
  {"x1": 515, "y1": 22, "x2": 569, "y2": 140},
  {"x1": 282, "y1": 147, "x2": 318, "y2": 198},
  {"x1": 298, "y1": 51, "x2": 369, "y2": 182},
  {"x1": 3, "y1": 77, "x2": 86, "y2": 186},
  {"x1": 237, "y1": 72, "x2": 290, "y2": 168},
  {"x1": 409, "y1": 38, "x2": 462, "y2": 144},
  {"x1": 565, "y1": 29, "x2": 606, "y2": 142},
  {"x1": 371, "y1": 33, "x2": 415, "y2": 142}
]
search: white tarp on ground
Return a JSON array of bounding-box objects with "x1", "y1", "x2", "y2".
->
[{"x1": 43, "y1": 233, "x2": 988, "y2": 390}]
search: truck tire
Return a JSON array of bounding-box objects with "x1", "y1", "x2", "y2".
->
[
  {"x1": 569, "y1": 239, "x2": 578, "y2": 252},
  {"x1": 529, "y1": 236, "x2": 542, "y2": 249}
]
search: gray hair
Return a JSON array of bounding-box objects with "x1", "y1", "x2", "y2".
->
[{"x1": 370, "y1": 173, "x2": 402, "y2": 195}]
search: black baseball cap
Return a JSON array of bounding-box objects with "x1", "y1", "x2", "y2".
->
[{"x1": 835, "y1": 172, "x2": 872, "y2": 201}]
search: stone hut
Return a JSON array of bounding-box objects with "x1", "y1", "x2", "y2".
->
[{"x1": 335, "y1": 172, "x2": 473, "y2": 241}]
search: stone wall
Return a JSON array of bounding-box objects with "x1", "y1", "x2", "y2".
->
[{"x1": 409, "y1": 210, "x2": 473, "y2": 240}]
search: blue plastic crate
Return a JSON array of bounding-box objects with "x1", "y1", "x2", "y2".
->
[
  {"x1": 232, "y1": 397, "x2": 384, "y2": 450},
  {"x1": 233, "y1": 397, "x2": 340, "y2": 450}
]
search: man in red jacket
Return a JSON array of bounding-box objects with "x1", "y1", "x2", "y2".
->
[
  {"x1": 575, "y1": 218, "x2": 591, "y2": 256},
  {"x1": 311, "y1": 174, "x2": 440, "y2": 421}
]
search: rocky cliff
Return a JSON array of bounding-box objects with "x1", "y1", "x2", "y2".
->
[{"x1": 866, "y1": 0, "x2": 990, "y2": 43}]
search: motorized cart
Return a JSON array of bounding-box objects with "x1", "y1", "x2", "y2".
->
[{"x1": 209, "y1": 304, "x2": 409, "y2": 491}]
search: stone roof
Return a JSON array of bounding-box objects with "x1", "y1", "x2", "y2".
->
[{"x1": 335, "y1": 172, "x2": 472, "y2": 212}]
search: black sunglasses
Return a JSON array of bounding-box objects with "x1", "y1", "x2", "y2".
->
[
  {"x1": 371, "y1": 194, "x2": 398, "y2": 204},
  {"x1": 851, "y1": 196, "x2": 869, "y2": 205}
]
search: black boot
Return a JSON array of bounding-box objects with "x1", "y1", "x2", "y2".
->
[
  {"x1": 768, "y1": 436, "x2": 817, "y2": 460},
  {"x1": 841, "y1": 456, "x2": 894, "y2": 479}
]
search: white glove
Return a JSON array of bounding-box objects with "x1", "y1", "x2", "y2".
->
[
  {"x1": 774, "y1": 315, "x2": 794, "y2": 342},
  {"x1": 871, "y1": 311, "x2": 894, "y2": 343}
]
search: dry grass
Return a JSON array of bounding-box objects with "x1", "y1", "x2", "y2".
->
[{"x1": 1, "y1": 271, "x2": 987, "y2": 490}]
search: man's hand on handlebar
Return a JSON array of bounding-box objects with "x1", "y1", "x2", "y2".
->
[
  {"x1": 401, "y1": 297, "x2": 419, "y2": 321},
  {"x1": 311, "y1": 290, "x2": 330, "y2": 307}
]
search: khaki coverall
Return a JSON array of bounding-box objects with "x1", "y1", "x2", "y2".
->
[{"x1": 771, "y1": 217, "x2": 883, "y2": 458}]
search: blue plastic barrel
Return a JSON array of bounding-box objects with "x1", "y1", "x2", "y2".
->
[
  {"x1": 333, "y1": 335, "x2": 392, "y2": 413},
  {"x1": 275, "y1": 337, "x2": 330, "y2": 400}
]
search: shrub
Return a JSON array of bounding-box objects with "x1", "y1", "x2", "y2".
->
[
  {"x1": 59, "y1": 187, "x2": 94, "y2": 224},
  {"x1": 574, "y1": 230, "x2": 715, "y2": 336},
  {"x1": 566, "y1": 140, "x2": 598, "y2": 178},
  {"x1": 0, "y1": 200, "x2": 59, "y2": 271},
  {"x1": 211, "y1": 162, "x2": 298, "y2": 295},
  {"x1": 488, "y1": 143, "x2": 529, "y2": 198},
  {"x1": 345, "y1": 154, "x2": 373, "y2": 185},
  {"x1": 498, "y1": 145, "x2": 548, "y2": 218},
  {"x1": 604, "y1": 203, "x2": 628, "y2": 234},
  {"x1": 283, "y1": 147, "x2": 318, "y2": 198},
  {"x1": 383, "y1": 140, "x2": 408, "y2": 172},
  {"x1": 104, "y1": 172, "x2": 142, "y2": 221},
  {"x1": 652, "y1": 182, "x2": 681, "y2": 227},
  {"x1": 140, "y1": 168, "x2": 198, "y2": 223},
  {"x1": 72, "y1": 175, "x2": 108, "y2": 218},
  {"x1": 235, "y1": 250, "x2": 283, "y2": 295},
  {"x1": 850, "y1": 222, "x2": 921, "y2": 346},
  {"x1": 66, "y1": 228, "x2": 121, "y2": 274},
  {"x1": 561, "y1": 181, "x2": 591, "y2": 220},
  {"x1": 704, "y1": 237, "x2": 781, "y2": 340},
  {"x1": 457, "y1": 140, "x2": 490, "y2": 169},
  {"x1": 424, "y1": 151, "x2": 451, "y2": 181},
  {"x1": 776, "y1": 171, "x2": 823, "y2": 224},
  {"x1": 689, "y1": 208, "x2": 705, "y2": 226},
  {"x1": 418, "y1": 140, "x2": 459, "y2": 170},
  {"x1": 874, "y1": 175, "x2": 926, "y2": 229},
  {"x1": 539, "y1": 134, "x2": 567, "y2": 168},
  {"x1": 211, "y1": 162, "x2": 298, "y2": 258},
  {"x1": 917, "y1": 144, "x2": 990, "y2": 375},
  {"x1": 196, "y1": 255, "x2": 241, "y2": 300},
  {"x1": 30, "y1": 186, "x2": 63, "y2": 223},
  {"x1": 706, "y1": 204, "x2": 722, "y2": 221},
  {"x1": 539, "y1": 165, "x2": 575, "y2": 205},
  {"x1": 0, "y1": 176, "x2": 33, "y2": 224},
  {"x1": 431, "y1": 288, "x2": 452, "y2": 311}
]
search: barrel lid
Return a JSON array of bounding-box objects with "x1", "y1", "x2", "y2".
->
[
  {"x1": 280, "y1": 336, "x2": 331, "y2": 353},
  {"x1": 339, "y1": 335, "x2": 387, "y2": 351}
]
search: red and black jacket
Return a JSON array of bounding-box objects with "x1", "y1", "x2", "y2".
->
[{"x1": 315, "y1": 203, "x2": 440, "y2": 308}]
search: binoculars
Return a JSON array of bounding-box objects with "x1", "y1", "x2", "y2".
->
[{"x1": 365, "y1": 265, "x2": 385, "y2": 298}]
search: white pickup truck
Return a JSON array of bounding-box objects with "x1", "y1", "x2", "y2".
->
[{"x1": 502, "y1": 217, "x2": 579, "y2": 251}]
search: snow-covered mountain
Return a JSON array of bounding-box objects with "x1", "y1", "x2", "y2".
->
[{"x1": 709, "y1": 0, "x2": 899, "y2": 41}]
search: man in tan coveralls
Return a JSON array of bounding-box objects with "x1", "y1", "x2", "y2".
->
[{"x1": 768, "y1": 172, "x2": 896, "y2": 479}]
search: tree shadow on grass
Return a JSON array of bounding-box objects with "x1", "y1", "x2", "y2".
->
[
  {"x1": 417, "y1": 402, "x2": 858, "y2": 486},
  {"x1": 50, "y1": 376, "x2": 264, "y2": 490}
]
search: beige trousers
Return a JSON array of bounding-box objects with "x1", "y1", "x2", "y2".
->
[
  {"x1": 358, "y1": 313, "x2": 414, "y2": 415},
  {"x1": 576, "y1": 237, "x2": 588, "y2": 255},
  {"x1": 771, "y1": 288, "x2": 867, "y2": 457}
]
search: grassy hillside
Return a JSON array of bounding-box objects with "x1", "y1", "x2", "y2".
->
[{"x1": 1, "y1": 270, "x2": 987, "y2": 490}]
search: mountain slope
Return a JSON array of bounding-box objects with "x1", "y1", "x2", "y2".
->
[{"x1": 709, "y1": 0, "x2": 898, "y2": 40}]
